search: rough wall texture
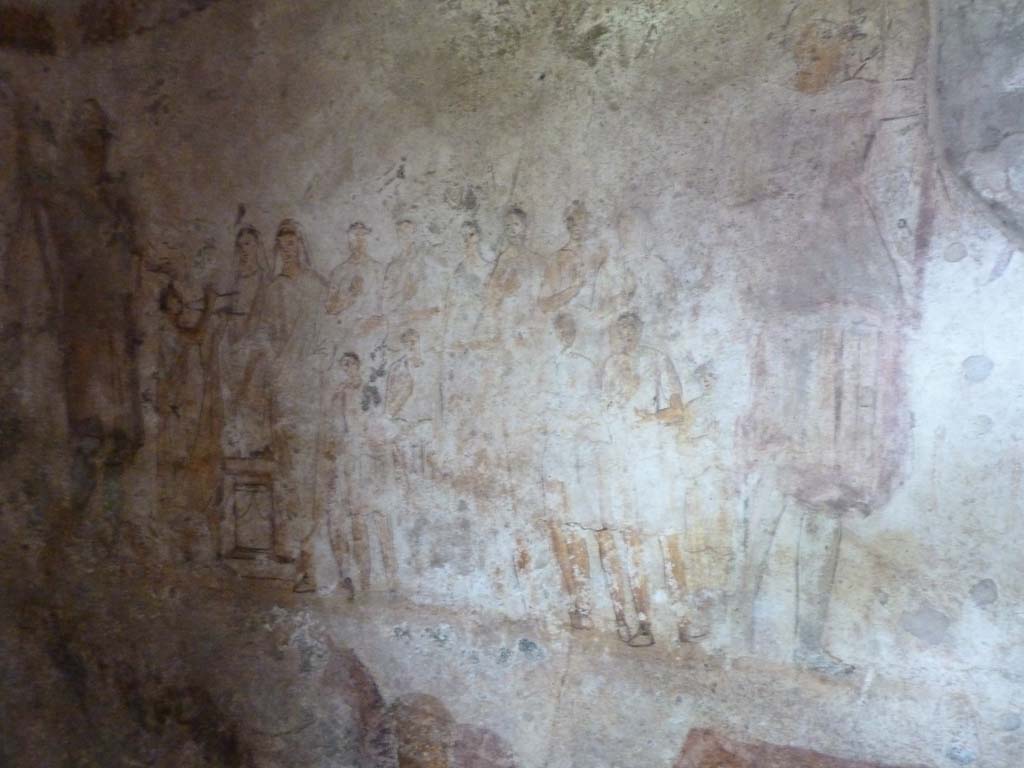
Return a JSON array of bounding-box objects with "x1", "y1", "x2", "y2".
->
[{"x1": 1, "y1": 1, "x2": 1022, "y2": 766}]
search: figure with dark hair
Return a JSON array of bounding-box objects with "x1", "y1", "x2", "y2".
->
[
  {"x1": 382, "y1": 219, "x2": 432, "y2": 324},
  {"x1": 157, "y1": 280, "x2": 215, "y2": 456},
  {"x1": 218, "y1": 225, "x2": 272, "y2": 458},
  {"x1": 440, "y1": 219, "x2": 492, "y2": 425},
  {"x1": 249, "y1": 218, "x2": 328, "y2": 590},
  {"x1": 29, "y1": 99, "x2": 146, "y2": 552},
  {"x1": 384, "y1": 325, "x2": 435, "y2": 541},
  {"x1": 538, "y1": 200, "x2": 605, "y2": 314},
  {"x1": 226, "y1": 225, "x2": 269, "y2": 315},
  {"x1": 381, "y1": 218, "x2": 441, "y2": 434},
  {"x1": 155, "y1": 270, "x2": 220, "y2": 560},
  {"x1": 326, "y1": 221, "x2": 385, "y2": 361},
  {"x1": 478, "y1": 206, "x2": 536, "y2": 349},
  {"x1": 325, "y1": 350, "x2": 396, "y2": 592}
]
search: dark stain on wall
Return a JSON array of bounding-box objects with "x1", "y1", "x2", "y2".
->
[
  {"x1": 0, "y1": 5, "x2": 57, "y2": 54},
  {"x1": 77, "y1": 0, "x2": 221, "y2": 46}
]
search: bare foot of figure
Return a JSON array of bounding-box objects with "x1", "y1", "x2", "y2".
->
[
  {"x1": 615, "y1": 619, "x2": 633, "y2": 644},
  {"x1": 677, "y1": 618, "x2": 709, "y2": 644},
  {"x1": 794, "y1": 647, "x2": 855, "y2": 676},
  {"x1": 338, "y1": 576, "x2": 355, "y2": 601},
  {"x1": 628, "y1": 620, "x2": 655, "y2": 647},
  {"x1": 293, "y1": 571, "x2": 315, "y2": 593},
  {"x1": 569, "y1": 608, "x2": 593, "y2": 630}
]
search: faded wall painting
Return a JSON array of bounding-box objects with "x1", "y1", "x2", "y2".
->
[
  {"x1": 139, "y1": 167, "x2": 924, "y2": 670},
  {"x1": 4, "y1": 1, "x2": 1023, "y2": 766}
]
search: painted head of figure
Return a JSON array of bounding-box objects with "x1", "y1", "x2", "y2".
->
[
  {"x1": 564, "y1": 200, "x2": 587, "y2": 242},
  {"x1": 191, "y1": 241, "x2": 216, "y2": 274},
  {"x1": 395, "y1": 327, "x2": 419, "y2": 366},
  {"x1": 504, "y1": 207, "x2": 527, "y2": 244},
  {"x1": 611, "y1": 311, "x2": 643, "y2": 355},
  {"x1": 396, "y1": 219, "x2": 416, "y2": 247},
  {"x1": 615, "y1": 208, "x2": 652, "y2": 254},
  {"x1": 695, "y1": 362, "x2": 717, "y2": 394},
  {"x1": 462, "y1": 220, "x2": 480, "y2": 250},
  {"x1": 274, "y1": 219, "x2": 309, "y2": 277},
  {"x1": 159, "y1": 282, "x2": 185, "y2": 318},
  {"x1": 398, "y1": 327, "x2": 421, "y2": 363},
  {"x1": 553, "y1": 312, "x2": 576, "y2": 349},
  {"x1": 72, "y1": 99, "x2": 112, "y2": 182},
  {"x1": 399, "y1": 327, "x2": 419, "y2": 350},
  {"x1": 348, "y1": 222, "x2": 370, "y2": 257},
  {"x1": 234, "y1": 225, "x2": 264, "y2": 277},
  {"x1": 341, "y1": 352, "x2": 361, "y2": 389}
]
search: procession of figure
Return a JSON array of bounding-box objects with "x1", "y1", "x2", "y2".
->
[{"x1": 152, "y1": 194, "x2": 909, "y2": 676}]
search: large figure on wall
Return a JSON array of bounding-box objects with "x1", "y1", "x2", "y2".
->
[
  {"x1": 597, "y1": 311, "x2": 686, "y2": 646},
  {"x1": 539, "y1": 200, "x2": 604, "y2": 315},
  {"x1": 18, "y1": 98, "x2": 146, "y2": 552},
  {"x1": 439, "y1": 219, "x2": 492, "y2": 430},
  {"x1": 537, "y1": 312, "x2": 606, "y2": 631},
  {"x1": 254, "y1": 218, "x2": 328, "y2": 588},
  {"x1": 591, "y1": 208, "x2": 679, "y2": 323},
  {"x1": 218, "y1": 225, "x2": 273, "y2": 459},
  {"x1": 324, "y1": 350, "x2": 396, "y2": 593},
  {"x1": 739, "y1": 130, "x2": 923, "y2": 673},
  {"x1": 479, "y1": 206, "x2": 536, "y2": 351},
  {"x1": 475, "y1": 206, "x2": 539, "y2": 477},
  {"x1": 743, "y1": 307, "x2": 904, "y2": 674},
  {"x1": 326, "y1": 221, "x2": 385, "y2": 363},
  {"x1": 382, "y1": 218, "x2": 440, "y2": 347}
]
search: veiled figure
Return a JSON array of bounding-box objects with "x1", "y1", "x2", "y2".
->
[{"x1": 251, "y1": 219, "x2": 328, "y2": 582}]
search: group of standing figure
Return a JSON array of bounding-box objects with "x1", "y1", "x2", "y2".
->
[
  {"x1": 154, "y1": 191, "x2": 910, "y2": 674},
  {"x1": 155, "y1": 199, "x2": 732, "y2": 650}
]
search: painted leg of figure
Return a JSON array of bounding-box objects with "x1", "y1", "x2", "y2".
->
[
  {"x1": 271, "y1": 430, "x2": 301, "y2": 565},
  {"x1": 544, "y1": 476, "x2": 593, "y2": 630},
  {"x1": 371, "y1": 445, "x2": 399, "y2": 594},
  {"x1": 547, "y1": 517, "x2": 580, "y2": 628},
  {"x1": 659, "y1": 532, "x2": 694, "y2": 643},
  {"x1": 596, "y1": 529, "x2": 632, "y2": 643},
  {"x1": 273, "y1": 480, "x2": 296, "y2": 564},
  {"x1": 326, "y1": 503, "x2": 353, "y2": 597},
  {"x1": 373, "y1": 508, "x2": 398, "y2": 593},
  {"x1": 567, "y1": 532, "x2": 594, "y2": 629},
  {"x1": 624, "y1": 529, "x2": 654, "y2": 647},
  {"x1": 743, "y1": 477, "x2": 789, "y2": 650},
  {"x1": 794, "y1": 506, "x2": 852, "y2": 675},
  {"x1": 350, "y1": 509, "x2": 372, "y2": 592},
  {"x1": 292, "y1": 446, "x2": 321, "y2": 593}
]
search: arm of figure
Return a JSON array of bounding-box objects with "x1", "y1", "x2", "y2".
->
[
  {"x1": 385, "y1": 366, "x2": 413, "y2": 419},
  {"x1": 660, "y1": 356, "x2": 684, "y2": 406},
  {"x1": 634, "y1": 393, "x2": 689, "y2": 425},
  {"x1": 656, "y1": 392, "x2": 688, "y2": 423},
  {"x1": 402, "y1": 271, "x2": 418, "y2": 303},
  {"x1": 540, "y1": 257, "x2": 587, "y2": 313},
  {"x1": 326, "y1": 283, "x2": 354, "y2": 315},
  {"x1": 538, "y1": 281, "x2": 583, "y2": 313}
]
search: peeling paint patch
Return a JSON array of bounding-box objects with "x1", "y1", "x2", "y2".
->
[
  {"x1": 962, "y1": 355, "x2": 994, "y2": 383},
  {"x1": 899, "y1": 603, "x2": 951, "y2": 645}
]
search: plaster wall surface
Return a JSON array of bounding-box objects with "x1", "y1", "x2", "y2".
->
[{"x1": 0, "y1": 1, "x2": 1022, "y2": 766}]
